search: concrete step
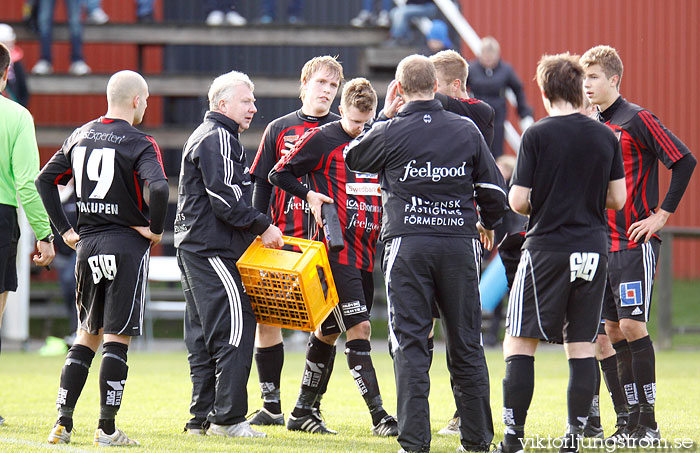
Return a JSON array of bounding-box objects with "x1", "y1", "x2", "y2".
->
[{"x1": 13, "y1": 22, "x2": 388, "y2": 47}]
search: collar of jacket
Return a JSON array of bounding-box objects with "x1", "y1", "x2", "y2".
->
[
  {"x1": 205, "y1": 111, "x2": 241, "y2": 135},
  {"x1": 397, "y1": 99, "x2": 444, "y2": 117}
]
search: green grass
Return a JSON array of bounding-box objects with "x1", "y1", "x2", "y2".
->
[{"x1": 1, "y1": 348, "x2": 699, "y2": 452}]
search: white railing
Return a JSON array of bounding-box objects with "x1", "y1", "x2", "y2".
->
[{"x1": 433, "y1": 0, "x2": 526, "y2": 153}]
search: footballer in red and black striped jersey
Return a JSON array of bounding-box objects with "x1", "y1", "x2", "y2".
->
[
  {"x1": 250, "y1": 109, "x2": 340, "y2": 238},
  {"x1": 582, "y1": 45, "x2": 696, "y2": 442},
  {"x1": 430, "y1": 50, "x2": 496, "y2": 151},
  {"x1": 269, "y1": 120, "x2": 382, "y2": 272},
  {"x1": 267, "y1": 78, "x2": 399, "y2": 437},
  {"x1": 435, "y1": 92, "x2": 495, "y2": 148},
  {"x1": 598, "y1": 96, "x2": 694, "y2": 252}
]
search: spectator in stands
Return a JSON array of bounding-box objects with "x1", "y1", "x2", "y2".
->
[
  {"x1": 467, "y1": 36, "x2": 534, "y2": 158},
  {"x1": 386, "y1": 0, "x2": 437, "y2": 46},
  {"x1": 0, "y1": 24, "x2": 30, "y2": 107},
  {"x1": 205, "y1": 1, "x2": 247, "y2": 26},
  {"x1": 425, "y1": 19, "x2": 452, "y2": 54},
  {"x1": 83, "y1": 0, "x2": 155, "y2": 24},
  {"x1": 258, "y1": 0, "x2": 304, "y2": 25},
  {"x1": 32, "y1": 0, "x2": 91, "y2": 76},
  {"x1": 351, "y1": 0, "x2": 391, "y2": 28},
  {"x1": 24, "y1": 0, "x2": 40, "y2": 34},
  {"x1": 83, "y1": 0, "x2": 109, "y2": 24}
]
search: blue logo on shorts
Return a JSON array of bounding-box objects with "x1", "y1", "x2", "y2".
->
[{"x1": 620, "y1": 281, "x2": 643, "y2": 306}]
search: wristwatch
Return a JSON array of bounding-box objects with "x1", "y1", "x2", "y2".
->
[{"x1": 40, "y1": 233, "x2": 55, "y2": 243}]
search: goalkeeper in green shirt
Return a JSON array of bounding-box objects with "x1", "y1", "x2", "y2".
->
[{"x1": 0, "y1": 44, "x2": 55, "y2": 420}]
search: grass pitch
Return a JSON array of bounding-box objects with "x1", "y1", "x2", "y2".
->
[{"x1": 1, "y1": 347, "x2": 699, "y2": 452}]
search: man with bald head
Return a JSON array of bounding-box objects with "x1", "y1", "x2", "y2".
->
[
  {"x1": 36, "y1": 69, "x2": 169, "y2": 446},
  {"x1": 346, "y1": 54, "x2": 507, "y2": 452}
]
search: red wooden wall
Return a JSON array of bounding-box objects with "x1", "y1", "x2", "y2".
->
[
  {"x1": 2, "y1": 0, "x2": 698, "y2": 276},
  {"x1": 2, "y1": 0, "x2": 164, "y2": 164},
  {"x1": 459, "y1": 0, "x2": 700, "y2": 277}
]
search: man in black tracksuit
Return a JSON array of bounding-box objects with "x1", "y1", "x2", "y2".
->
[
  {"x1": 174, "y1": 71, "x2": 283, "y2": 437},
  {"x1": 346, "y1": 55, "x2": 509, "y2": 453}
]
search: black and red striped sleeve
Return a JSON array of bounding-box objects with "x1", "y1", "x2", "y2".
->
[
  {"x1": 637, "y1": 110, "x2": 691, "y2": 168},
  {"x1": 269, "y1": 127, "x2": 323, "y2": 201},
  {"x1": 251, "y1": 123, "x2": 278, "y2": 213},
  {"x1": 636, "y1": 110, "x2": 696, "y2": 212}
]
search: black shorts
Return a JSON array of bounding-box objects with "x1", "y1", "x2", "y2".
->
[
  {"x1": 318, "y1": 261, "x2": 371, "y2": 336},
  {"x1": 602, "y1": 238, "x2": 660, "y2": 323},
  {"x1": 598, "y1": 318, "x2": 606, "y2": 336},
  {"x1": 506, "y1": 249, "x2": 607, "y2": 344},
  {"x1": 75, "y1": 231, "x2": 150, "y2": 336},
  {"x1": 0, "y1": 204, "x2": 20, "y2": 293},
  {"x1": 498, "y1": 233, "x2": 526, "y2": 290}
]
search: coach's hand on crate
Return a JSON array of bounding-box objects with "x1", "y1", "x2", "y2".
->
[
  {"x1": 306, "y1": 190, "x2": 334, "y2": 226},
  {"x1": 130, "y1": 225, "x2": 163, "y2": 247},
  {"x1": 261, "y1": 224, "x2": 284, "y2": 248},
  {"x1": 60, "y1": 228, "x2": 80, "y2": 250}
]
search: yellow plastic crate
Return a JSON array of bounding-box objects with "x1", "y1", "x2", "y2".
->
[{"x1": 236, "y1": 236, "x2": 339, "y2": 331}]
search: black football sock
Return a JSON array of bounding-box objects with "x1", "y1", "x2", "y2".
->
[
  {"x1": 588, "y1": 360, "x2": 601, "y2": 426},
  {"x1": 502, "y1": 355, "x2": 534, "y2": 445},
  {"x1": 255, "y1": 342, "x2": 284, "y2": 414},
  {"x1": 629, "y1": 336, "x2": 656, "y2": 429},
  {"x1": 99, "y1": 342, "x2": 129, "y2": 435},
  {"x1": 345, "y1": 339, "x2": 387, "y2": 425},
  {"x1": 313, "y1": 343, "x2": 336, "y2": 411},
  {"x1": 600, "y1": 355, "x2": 627, "y2": 408},
  {"x1": 600, "y1": 355, "x2": 629, "y2": 425},
  {"x1": 613, "y1": 340, "x2": 638, "y2": 429},
  {"x1": 292, "y1": 334, "x2": 333, "y2": 418},
  {"x1": 568, "y1": 358, "x2": 596, "y2": 429},
  {"x1": 56, "y1": 344, "x2": 95, "y2": 432}
]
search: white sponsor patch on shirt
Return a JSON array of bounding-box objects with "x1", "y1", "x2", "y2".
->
[
  {"x1": 355, "y1": 172, "x2": 378, "y2": 179},
  {"x1": 346, "y1": 182, "x2": 381, "y2": 196}
]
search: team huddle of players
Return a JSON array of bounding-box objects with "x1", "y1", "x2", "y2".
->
[{"x1": 31, "y1": 41, "x2": 694, "y2": 452}]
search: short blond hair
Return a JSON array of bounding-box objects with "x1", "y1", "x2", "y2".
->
[
  {"x1": 430, "y1": 50, "x2": 468, "y2": 88},
  {"x1": 396, "y1": 54, "x2": 436, "y2": 96},
  {"x1": 299, "y1": 55, "x2": 344, "y2": 100},
  {"x1": 580, "y1": 45, "x2": 624, "y2": 89},
  {"x1": 341, "y1": 78, "x2": 377, "y2": 113},
  {"x1": 208, "y1": 71, "x2": 254, "y2": 111}
]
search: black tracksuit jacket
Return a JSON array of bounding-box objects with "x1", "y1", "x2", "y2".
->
[{"x1": 174, "y1": 111, "x2": 271, "y2": 259}]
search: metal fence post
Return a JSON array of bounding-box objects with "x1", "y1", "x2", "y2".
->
[{"x1": 656, "y1": 232, "x2": 673, "y2": 350}]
